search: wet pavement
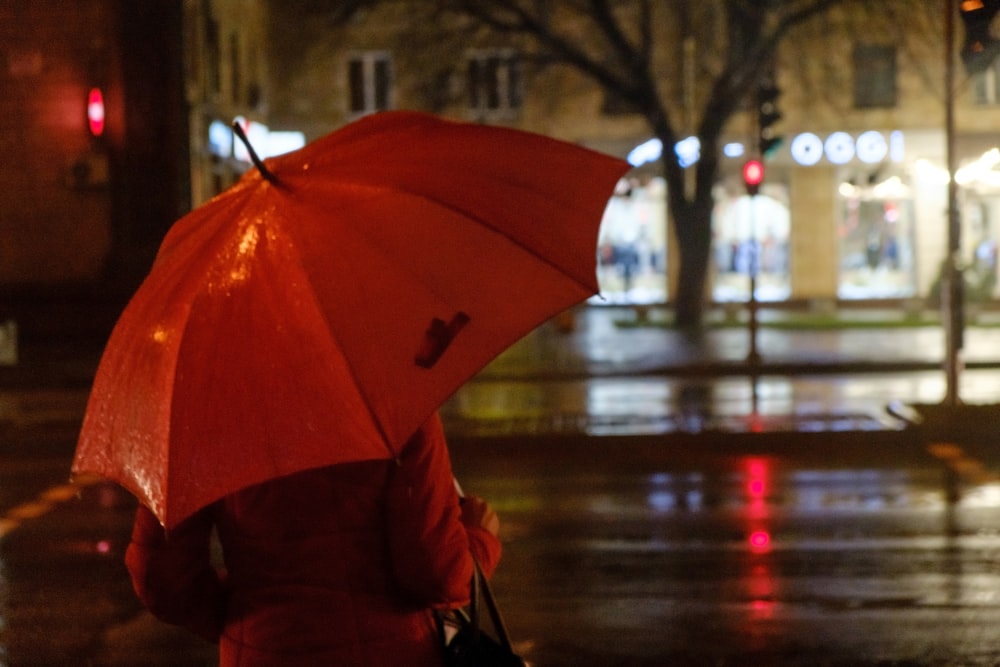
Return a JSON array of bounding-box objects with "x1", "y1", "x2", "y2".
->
[
  {"x1": 440, "y1": 306, "x2": 1000, "y2": 439},
  {"x1": 2, "y1": 433, "x2": 999, "y2": 665},
  {"x1": 9, "y1": 305, "x2": 1000, "y2": 438},
  {"x1": 453, "y1": 446, "x2": 1000, "y2": 666},
  {"x1": 2, "y1": 306, "x2": 1000, "y2": 664}
]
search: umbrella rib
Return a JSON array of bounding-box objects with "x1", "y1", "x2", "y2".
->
[
  {"x1": 421, "y1": 191, "x2": 598, "y2": 295},
  {"x1": 316, "y1": 300, "x2": 399, "y2": 457},
  {"x1": 276, "y1": 223, "x2": 400, "y2": 457},
  {"x1": 342, "y1": 180, "x2": 600, "y2": 296}
]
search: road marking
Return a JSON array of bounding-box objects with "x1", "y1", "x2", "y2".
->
[
  {"x1": 7, "y1": 502, "x2": 51, "y2": 520},
  {"x1": 0, "y1": 518, "x2": 19, "y2": 538},
  {"x1": 0, "y1": 479, "x2": 101, "y2": 539},
  {"x1": 927, "y1": 441, "x2": 998, "y2": 485},
  {"x1": 40, "y1": 484, "x2": 80, "y2": 503}
]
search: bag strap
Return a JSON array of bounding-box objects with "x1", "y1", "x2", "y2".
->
[
  {"x1": 471, "y1": 557, "x2": 514, "y2": 650},
  {"x1": 462, "y1": 557, "x2": 482, "y2": 643}
]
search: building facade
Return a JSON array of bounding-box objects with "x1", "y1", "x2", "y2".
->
[
  {"x1": 1, "y1": 1, "x2": 187, "y2": 340},
  {"x1": 235, "y1": 2, "x2": 999, "y2": 308},
  {"x1": 183, "y1": 0, "x2": 272, "y2": 205},
  {"x1": 11, "y1": 3, "x2": 997, "y2": 315}
]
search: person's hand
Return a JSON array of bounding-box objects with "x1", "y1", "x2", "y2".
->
[{"x1": 460, "y1": 495, "x2": 500, "y2": 537}]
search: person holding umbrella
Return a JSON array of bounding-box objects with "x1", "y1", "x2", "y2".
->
[
  {"x1": 126, "y1": 412, "x2": 500, "y2": 665},
  {"x1": 72, "y1": 112, "x2": 628, "y2": 666}
]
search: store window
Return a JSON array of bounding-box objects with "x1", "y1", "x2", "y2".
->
[
  {"x1": 348, "y1": 51, "x2": 393, "y2": 115},
  {"x1": 965, "y1": 199, "x2": 1000, "y2": 300},
  {"x1": 467, "y1": 49, "x2": 522, "y2": 118},
  {"x1": 973, "y1": 60, "x2": 1000, "y2": 105},
  {"x1": 853, "y1": 44, "x2": 896, "y2": 109},
  {"x1": 959, "y1": 148, "x2": 1000, "y2": 300},
  {"x1": 712, "y1": 185, "x2": 791, "y2": 302},
  {"x1": 837, "y1": 174, "x2": 916, "y2": 298},
  {"x1": 595, "y1": 178, "x2": 668, "y2": 304}
]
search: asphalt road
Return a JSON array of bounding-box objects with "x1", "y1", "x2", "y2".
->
[
  {"x1": 4, "y1": 310, "x2": 1000, "y2": 664},
  {"x1": 451, "y1": 436, "x2": 1000, "y2": 666},
  {"x1": 2, "y1": 411, "x2": 1000, "y2": 666}
]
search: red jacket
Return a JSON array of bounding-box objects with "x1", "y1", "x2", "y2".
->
[{"x1": 126, "y1": 415, "x2": 501, "y2": 666}]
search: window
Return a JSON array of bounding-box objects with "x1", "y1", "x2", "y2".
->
[
  {"x1": 467, "y1": 50, "x2": 522, "y2": 117},
  {"x1": 230, "y1": 33, "x2": 242, "y2": 105},
  {"x1": 853, "y1": 44, "x2": 896, "y2": 109},
  {"x1": 973, "y1": 61, "x2": 1000, "y2": 105},
  {"x1": 203, "y1": 7, "x2": 221, "y2": 98},
  {"x1": 348, "y1": 52, "x2": 393, "y2": 115}
]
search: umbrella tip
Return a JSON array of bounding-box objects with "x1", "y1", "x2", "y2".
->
[{"x1": 232, "y1": 121, "x2": 280, "y2": 186}]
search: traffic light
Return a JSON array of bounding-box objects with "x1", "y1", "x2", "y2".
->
[
  {"x1": 87, "y1": 87, "x2": 105, "y2": 137},
  {"x1": 743, "y1": 159, "x2": 764, "y2": 196},
  {"x1": 756, "y1": 81, "x2": 782, "y2": 157},
  {"x1": 960, "y1": 0, "x2": 1000, "y2": 74}
]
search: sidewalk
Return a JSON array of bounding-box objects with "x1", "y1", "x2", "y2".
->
[
  {"x1": 4, "y1": 305, "x2": 1000, "y2": 439},
  {"x1": 475, "y1": 305, "x2": 1000, "y2": 379},
  {"x1": 441, "y1": 306, "x2": 1000, "y2": 440}
]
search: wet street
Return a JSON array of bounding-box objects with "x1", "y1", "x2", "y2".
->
[
  {"x1": 3, "y1": 312, "x2": 1000, "y2": 664},
  {"x1": 0, "y1": 408, "x2": 999, "y2": 665},
  {"x1": 453, "y1": 439, "x2": 1000, "y2": 666}
]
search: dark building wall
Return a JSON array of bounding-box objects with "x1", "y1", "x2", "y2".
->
[
  {"x1": 0, "y1": 0, "x2": 115, "y2": 285},
  {"x1": 111, "y1": 0, "x2": 188, "y2": 283},
  {"x1": 0, "y1": 1, "x2": 187, "y2": 339}
]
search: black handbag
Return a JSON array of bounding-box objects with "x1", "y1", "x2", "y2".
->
[{"x1": 439, "y1": 561, "x2": 526, "y2": 667}]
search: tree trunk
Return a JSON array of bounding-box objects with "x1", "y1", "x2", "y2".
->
[{"x1": 671, "y1": 203, "x2": 713, "y2": 329}]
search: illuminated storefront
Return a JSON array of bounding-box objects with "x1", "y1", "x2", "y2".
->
[
  {"x1": 594, "y1": 177, "x2": 668, "y2": 304},
  {"x1": 593, "y1": 128, "x2": 1000, "y2": 306},
  {"x1": 955, "y1": 146, "x2": 1000, "y2": 301},
  {"x1": 836, "y1": 174, "x2": 915, "y2": 298},
  {"x1": 712, "y1": 184, "x2": 791, "y2": 302}
]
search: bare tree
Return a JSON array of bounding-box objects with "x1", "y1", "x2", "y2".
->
[
  {"x1": 435, "y1": 0, "x2": 858, "y2": 328},
  {"x1": 295, "y1": 0, "x2": 947, "y2": 329}
]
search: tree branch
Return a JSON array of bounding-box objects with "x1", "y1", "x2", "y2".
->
[{"x1": 449, "y1": 0, "x2": 648, "y2": 105}]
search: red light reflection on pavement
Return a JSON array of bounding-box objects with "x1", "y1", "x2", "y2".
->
[
  {"x1": 742, "y1": 457, "x2": 778, "y2": 628},
  {"x1": 749, "y1": 530, "x2": 771, "y2": 552}
]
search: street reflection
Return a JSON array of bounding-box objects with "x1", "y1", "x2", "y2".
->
[
  {"x1": 444, "y1": 368, "x2": 1000, "y2": 439},
  {"x1": 744, "y1": 456, "x2": 771, "y2": 545},
  {"x1": 450, "y1": 425, "x2": 1000, "y2": 664},
  {"x1": 741, "y1": 456, "x2": 777, "y2": 639},
  {"x1": 638, "y1": 460, "x2": 960, "y2": 519},
  {"x1": 646, "y1": 472, "x2": 703, "y2": 512}
]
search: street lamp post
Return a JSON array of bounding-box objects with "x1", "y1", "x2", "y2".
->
[
  {"x1": 944, "y1": 0, "x2": 963, "y2": 406},
  {"x1": 747, "y1": 199, "x2": 761, "y2": 366},
  {"x1": 743, "y1": 160, "x2": 764, "y2": 366}
]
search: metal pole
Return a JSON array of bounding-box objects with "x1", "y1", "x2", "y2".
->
[
  {"x1": 944, "y1": 0, "x2": 963, "y2": 406},
  {"x1": 747, "y1": 194, "x2": 761, "y2": 365}
]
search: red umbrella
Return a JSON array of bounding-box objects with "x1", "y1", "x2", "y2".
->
[{"x1": 72, "y1": 111, "x2": 629, "y2": 528}]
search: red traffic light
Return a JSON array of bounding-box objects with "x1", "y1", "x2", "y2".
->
[
  {"x1": 743, "y1": 159, "x2": 764, "y2": 187},
  {"x1": 87, "y1": 87, "x2": 105, "y2": 137}
]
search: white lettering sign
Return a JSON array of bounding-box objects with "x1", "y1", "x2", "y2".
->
[
  {"x1": 824, "y1": 132, "x2": 855, "y2": 165},
  {"x1": 856, "y1": 131, "x2": 888, "y2": 164},
  {"x1": 790, "y1": 133, "x2": 823, "y2": 166},
  {"x1": 791, "y1": 130, "x2": 903, "y2": 167},
  {"x1": 627, "y1": 130, "x2": 905, "y2": 169}
]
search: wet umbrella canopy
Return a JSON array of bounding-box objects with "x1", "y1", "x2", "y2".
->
[{"x1": 72, "y1": 111, "x2": 629, "y2": 528}]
